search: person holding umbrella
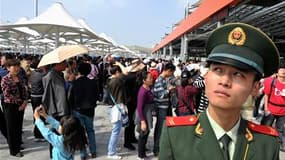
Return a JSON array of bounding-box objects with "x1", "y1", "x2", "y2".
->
[
  {"x1": 42, "y1": 60, "x2": 70, "y2": 159},
  {"x1": 40, "y1": 45, "x2": 89, "y2": 158}
]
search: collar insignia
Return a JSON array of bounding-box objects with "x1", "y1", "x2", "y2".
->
[
  {"x1": 245, "y1": 128, "x2": 253, "y2": 142},
  {"x1": 228, "y1": 27, "x2": 246, "y2": 46},
  {"x1": 195, "y1": 123, "x2": 203, "y2": 135}
]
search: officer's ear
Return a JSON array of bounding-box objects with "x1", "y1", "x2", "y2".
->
[{"x1": 250, "y1": 81, "x2": 260, "y2": 97}]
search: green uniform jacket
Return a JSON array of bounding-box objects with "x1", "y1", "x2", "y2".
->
[{"x1": 159, "y1": 112, "x2": 280, "y2": 160}]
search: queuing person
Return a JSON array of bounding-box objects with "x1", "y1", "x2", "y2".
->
[
  {"x1": 64, "y1": 59, "x2": 77, "y2": 94},
  {"x1": 69, "y1": 62, "x2": 99, "y2": 159},
  {"x1": 0, "y1": 97, "x2": 7, "y2": 140},
  {"x1": 174, "y1": 70, "x2": 200, "y2": 116},
  {"x1": 136, "y1": 71, "x2": 154, "y2": 160},
  {"x1": 34, "y1": 106, "x2": 87, "y2": 160},
  {"x1": 29, "y1": 59, "x2": 48, "y2": 141},
  {"x1": 152, "y1": 62, "x2": 175, "y2": 156},
  {"x1": 42, "y1": 61, "x2": 70, "y2": 117},
  {"x1": 159, "y1": 23, "x2": 280, "y2": 160},
  {"x1": 100, "y1": 54, "x2": 115, "y2": 104},
  {"x1": 83, "y1": 55, "x2": 99, "y2": 80},
  {"x1": 262, "y1": 58, "x2": 285, "y2": 151},
  {"x1": 42, "y1": 61, "x2": 70, "y2": 158},
  {"x1": 0, "y1": 53, "x2": 13, "y2": 141},
  {"x1": 123, "y1": 59, "x2": 145, "y2": 150},
  {"x1": 20, "y1": 54, "x2": 32, "y2": 79},
  {"x1": 193, "y1": 68, "x2": 209, "y2": 113},
  {"x1": 1, "y1": 59, "x2": 29, "y2": 157},
  {"x1": 107, "y1": 65, "x2": 126, "y2": 159},
  {"x1": 148, "y1": 61, "x2": 159, "y2": 82}
]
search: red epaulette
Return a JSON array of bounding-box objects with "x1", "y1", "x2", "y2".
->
[
  {"x1": 248, "y1": 121, "x2": 278, "y2": 137},
  {"x1": 165, "y1": 115, "x2": 198, "y2": 127}
]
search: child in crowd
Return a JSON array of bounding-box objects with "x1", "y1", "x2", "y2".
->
[{"x1": 33, "y1": 106, "x2": 87, "y2": 160}]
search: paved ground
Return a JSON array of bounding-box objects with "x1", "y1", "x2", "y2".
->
[
  {"x1": 0, "y1": 104, "x2": 284, "y2": 160},
  {"x1": 0, "y1": 104, "x2": 157, "y2": 160}
]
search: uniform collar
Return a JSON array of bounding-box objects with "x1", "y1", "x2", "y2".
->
[{"x1": 206, "y1": 109, "x2": 240, "y2": 144}]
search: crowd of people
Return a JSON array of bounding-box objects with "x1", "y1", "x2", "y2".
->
[
  {"x1": 0, "y1": 24, "x2": 284, "y2": 160},
  {"x1": 0, "y1": 52, "x2": 209, "y2": 159}
]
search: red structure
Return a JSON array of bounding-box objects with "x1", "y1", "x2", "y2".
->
[{"x1": 152, "y1": 0, "x2": 240, "y2": 53}]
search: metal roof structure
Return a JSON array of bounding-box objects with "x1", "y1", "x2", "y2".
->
[
  {"x1": 153, "y1": 0, "x2": 285, "y2": 57},
  {"x1": 152, "y1": 0, "x2": 239, "y2": 53},
  {"x1": 0, "y1": 2, "x2": 135, "y2": 55}
]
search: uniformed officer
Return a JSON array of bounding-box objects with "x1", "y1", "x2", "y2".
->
[{"x1": 159, "y1": 23, "x2": 280, "y2": 160}]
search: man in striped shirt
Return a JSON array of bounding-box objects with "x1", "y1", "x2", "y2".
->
[{"x1": 152, "y1": 62, "x2": 176, "y2": 156}]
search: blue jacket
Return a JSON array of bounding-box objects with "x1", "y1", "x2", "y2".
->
[{"x1": 35, "y1": 116, "x2": 73, "y2": 160}]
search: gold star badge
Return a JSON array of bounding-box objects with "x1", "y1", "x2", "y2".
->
[{"x1": 228, "y1": 27, "x2": 246, "y2": 46}]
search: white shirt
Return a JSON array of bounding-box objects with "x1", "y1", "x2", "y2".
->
[{"x1": 206, "y1": 109, "x2": 240, "y2": 160}]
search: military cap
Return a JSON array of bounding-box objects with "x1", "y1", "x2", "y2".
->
[
  {"x1": 280, "y1": 57, "x2": 285, "y2": 69},
  {"x1": 206, "y1": 22, "x2": 280, "y2": 77}
]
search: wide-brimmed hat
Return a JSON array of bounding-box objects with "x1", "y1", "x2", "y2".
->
[
  {"x1": 127, "y1": 59, "x2": 145, "y2": 72},
  {"x1": 206, "y1": 23, "x2": 280, "y2": 77}
]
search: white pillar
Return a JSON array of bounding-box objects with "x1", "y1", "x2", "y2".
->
[
  {"x1": 55, "y1": 27, "x2": 60, "y2": 48},
  {"x1": 158, "y1": 50, "x2": 162, "y2": 58},
  {"x1": 169, "y1": 44, "x2": 173, "y2": 57},
  {"x1": 184, "y1": 35, "x2": 189, "y2": 61},
  {"x1": 163, "y1": 47, "x2": 167, "y2": 58},
  {"x1": 23, "y1": 37, "x2": 27, "y2": 54},
  {"x1": 180, "y1": 36, "x2": 184, "y2": 60}
]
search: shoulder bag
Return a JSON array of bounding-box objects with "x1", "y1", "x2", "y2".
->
[{"x1": 109, "y1": 94, "x2": 129, "y2": 127}]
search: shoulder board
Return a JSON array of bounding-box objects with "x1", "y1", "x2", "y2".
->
[
  {"x1": 248, "y1": 121, "x2": 278, "y2": 137},
  {"x1": 166, "y1": 115, "x2": 198, "y2": 127}
]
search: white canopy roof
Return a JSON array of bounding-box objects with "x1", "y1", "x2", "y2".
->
[
  {"x1": 0, "y1": 2, "x2": 135, "y2": 55},
  {"x1": 15, "y1": 2, "x2": 84, "y2": 32},
  {"x1": 0, "y1": 2, "x2": 102, "y2": 45},
  {"x1": 14, "y1": 17, "x2": 40, "y2": 37},
  {"x1": 77, "y1": 18, "x2": 113, "y2": 46},
  {"x1": 99, "y1": 33, "x2": 119, "y2": 47}
]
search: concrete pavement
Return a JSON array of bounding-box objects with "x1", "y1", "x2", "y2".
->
[
  {"x1": 0, "y1": 104, "x2": 284, "y2": 160},
  {"x1": 0, "y1": 104, "x2": 157, "y2": 160}
]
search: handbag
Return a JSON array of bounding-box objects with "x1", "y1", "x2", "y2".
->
[{"x1": 109, "y1": 94, "x2": 129, "y2": 127}]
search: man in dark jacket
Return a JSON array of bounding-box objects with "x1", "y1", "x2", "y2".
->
[
  {"x1": 42, "y1": 61, "x2": 69, "y2": 158},
  {"x1": 123, "y1": 60, "x2": 146, "y2": 150},
  {"x1": 69, "y1": 62, "x2": 99, "y2": 159},
  {"x1": 42, "y1": 61, "x2": 69, "y2": 117}
]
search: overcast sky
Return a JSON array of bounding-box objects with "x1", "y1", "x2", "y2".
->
[{"x1": 0, "y1": 0, "x2": 197, "y2": 48}]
